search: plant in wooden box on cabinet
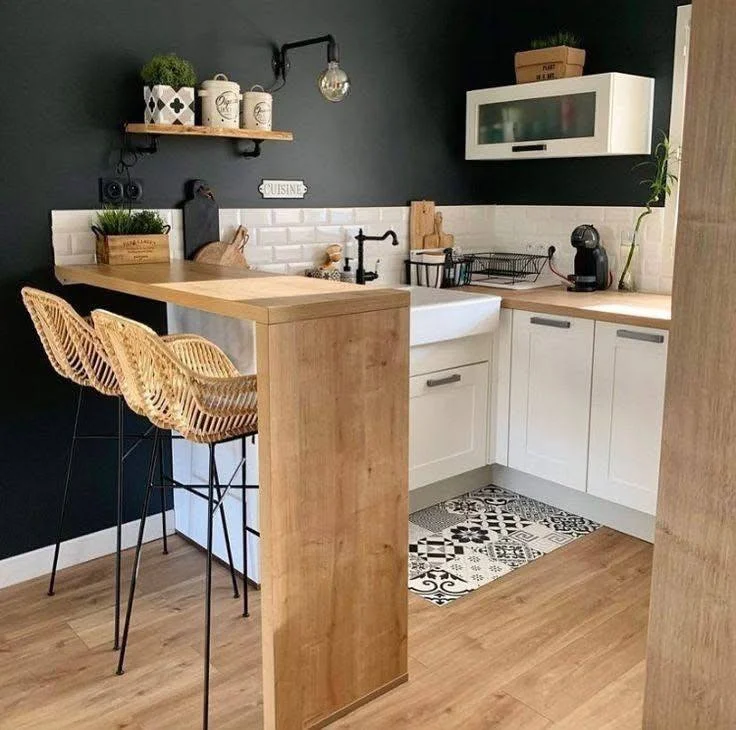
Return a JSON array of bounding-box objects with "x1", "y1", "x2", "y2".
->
[
  {"x1": 618, "y1": 133, "x2": 678, "y2": 290},
  {"x1": 515, "y1": 32, "x2": 586, "y2": 84},
  {"x1": 92, "y1": 209, "x2": 170, "y2": 265},
  {"x1": 141, "y1": 53, "x2": 196, "y2": 125}
]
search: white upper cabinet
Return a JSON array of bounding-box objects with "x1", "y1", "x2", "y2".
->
[
  {"x1": 588, "y1": 322, "x2": 668, "y2": 515},
  {"x1": 509, "y1": 311, "x2": 594, "y2": 491},
  {"x1": 466, "y1": 73, "x2": 654, "y2": 160}
]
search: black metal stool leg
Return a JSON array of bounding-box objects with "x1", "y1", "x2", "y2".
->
[
  {"x1": 48, "y1": 386, "x2": 84, "y2": 597},
  {"x1": 203, "y1": 443, "x2": 215, "y2": 730},
  {"x1": 116, "y1": 428, "x2": 159, "y2": 675},
  {"x1": 158, "y1": 432, "x2": 168, "y2": 555},
  {"x1": 212, "y1": 460, "x2": 239, "y2": 600},
  {"x1": 241, "y1": 436, "x2": 249, "y2": 618},
  {"x1": 114, "y1": 396, "x2": 124, "y2": 650}
]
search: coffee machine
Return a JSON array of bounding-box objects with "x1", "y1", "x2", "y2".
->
[{"x1": 568, "y1": 224, "x2": 610, "y2": 292}]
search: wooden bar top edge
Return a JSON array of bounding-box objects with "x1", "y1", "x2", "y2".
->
[
  {"x1": 55, "y1": 261, "x2": 409, "y2": 324},
  {"x1": 462, "y1": 284, "x2": 672, "y2": 330}
]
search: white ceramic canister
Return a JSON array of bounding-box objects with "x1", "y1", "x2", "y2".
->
[
  {"x1": 199, "y1": 74, "x2": 241, "y2": 128},
  {"x1": 242, "y1": 85, "x2": 273, "y2": 131}
]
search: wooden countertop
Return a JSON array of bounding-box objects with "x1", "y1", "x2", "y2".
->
[
  {"x1": 55, "y1": 261, "x2": 409, "y2": 324},
  {"x1": 461, "y1": 285, "x2": 672, "y2": 330}
]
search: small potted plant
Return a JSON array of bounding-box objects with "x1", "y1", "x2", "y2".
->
[
  {"x1": 618, "y1": 133, "x2": 678, "y2": 291},
  {"x1": 141, "y1": 53, "x2": 197, "y2": 125},
  {"x1": 92, "y1": 209, "x2": 171, "y2": 265},
  {"x1": 515, "y1": 32, "x2": 586, "y2": 84}
]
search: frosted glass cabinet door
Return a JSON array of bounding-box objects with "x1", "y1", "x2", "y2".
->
[
  {"x1": 477, "y1": 92, "x2": 597, "y2": 146},
  {"x1": 588, "y1": 322, "x2": 668, "y2": 515}
]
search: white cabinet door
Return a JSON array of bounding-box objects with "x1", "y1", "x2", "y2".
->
[
  {"x1": 509, "y1": 311, "x2": 594, "y2": 491},
  {"x1": 588, "y1": 322, "x2": 668, "y2": 514},
  {"x1": 410, "y1": 361, "x2": 489, "y2": 490}
]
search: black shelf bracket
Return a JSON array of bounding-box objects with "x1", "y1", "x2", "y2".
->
[
  {"x1": 133, "y1": 134, "x2": 159, "y2": 155},
  {"x1": 239, "y1": 139, "x2": 262, "y2": 159}
]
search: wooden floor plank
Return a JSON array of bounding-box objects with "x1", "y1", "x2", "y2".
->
[{"x1": 0, "y1": 529, "x2": 651, "y2": 729}]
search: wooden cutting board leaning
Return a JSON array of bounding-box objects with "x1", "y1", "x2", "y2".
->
[
  {"x1": 410, "y1": 200, "x2": 455, "y2": 250},
  {"x1": 192, "y1": 225, "x2": 251, "y2": 268}
]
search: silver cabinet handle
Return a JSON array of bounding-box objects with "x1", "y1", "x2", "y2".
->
[
  {"x1": 616, "y1": 329, "x2": 665, "y2": 344},
  {"x1": 427, "y1": 374, "x2": 462, "y2": 388},
  {"x1": 530, "y1": 316, "x2": 571, "y2": 329}
]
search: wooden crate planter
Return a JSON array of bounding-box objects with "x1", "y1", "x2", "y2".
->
[
  {"x1": 93, "y1": 230, "x2": 170, "y2": 265},
  {"x1": 515, "y1": 46, "x2": 586, "y2": 84}
]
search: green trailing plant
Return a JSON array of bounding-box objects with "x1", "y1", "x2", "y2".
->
[
  {"x1": 530, "y1": 31, "x2": 582, "y2": 50},
  {"x1": 618, "y1": 132, "x2": 678, "y2": 290},
  {"x1": 94, "y1": 208, "x2": 168, "y2": 236},
  {"x1": 140, "y1": 53, "x2": 196, "y2": 89}
]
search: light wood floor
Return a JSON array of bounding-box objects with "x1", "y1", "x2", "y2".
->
[{"x1": 0, "y1": 527, "x2": 651, "y2": 729}]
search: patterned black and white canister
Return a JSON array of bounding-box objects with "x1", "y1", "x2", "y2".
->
[{"x1": 143, "y1": 85, "x2": 195, "y2": 126}]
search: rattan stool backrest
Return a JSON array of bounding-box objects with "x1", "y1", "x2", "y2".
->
[
  {"x1": 92, "y1": 310, "x2": 257, "y2": 443},
  {"x1": 21, "y1": 287, "x2": 119, "y2": 396}
]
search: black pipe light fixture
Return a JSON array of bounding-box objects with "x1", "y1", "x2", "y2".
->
[{"x1": 271, "y1": 34, "x2": 351, "y2": 102}]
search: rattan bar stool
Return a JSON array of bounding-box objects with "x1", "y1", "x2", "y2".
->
[
  {"x1": 21, "y1": 286, "x2": 173, "y2": 650},
  {"x1": 92, "y1": 309, "x2": 258, "y2": 730}
]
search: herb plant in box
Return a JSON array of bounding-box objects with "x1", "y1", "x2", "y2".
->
[
  {"x1": 515, "y1": 32, "x2": 586, "y2": 84},
  {"x1": 141, "y1": 53, "x2": 197, "y2": 125},
  {"x1": 92, "y1": 209, "x2": 171, "y2": 265}
]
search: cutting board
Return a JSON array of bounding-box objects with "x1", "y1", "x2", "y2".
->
[
  {"x1": 193, "y1": 225, "x2": 251, "y2": 268},
  {"x1": 423, "y1": 212, "x2": 455, "y2": 249},
  {"x1": 410, "y1": 200, "x2": 436, "y2": 250},
  {"x1": 183, "y1": 179, "x2": 220, "y2": 259}
]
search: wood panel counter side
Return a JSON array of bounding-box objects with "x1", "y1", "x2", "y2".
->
[{"x1": 55, "y1": 260, "x2": 410, "y2": 730}]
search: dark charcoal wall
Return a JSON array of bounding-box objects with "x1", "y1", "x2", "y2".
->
[
  {"x1": 466, "y1": 0, "x2": 690, "y2": 206},
  {"x1": 0, "y1": 0, "x2": 684, "y2": 560},
  {"x1": 0, "y1": 0, "x2": 476, "y2": 561}
]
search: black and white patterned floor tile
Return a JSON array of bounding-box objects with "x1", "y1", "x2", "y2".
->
[{"x1": 409, "y1": 485, "x2": 599, "y2": 606}]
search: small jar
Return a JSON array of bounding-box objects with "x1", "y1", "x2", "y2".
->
[{"x1": 242, "y1": 85, "x2": 273, "y2": 131}]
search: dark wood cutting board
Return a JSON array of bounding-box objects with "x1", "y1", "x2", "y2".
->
[{"x1": 183, "y1": 179, "x2": 220, "y2": 259}]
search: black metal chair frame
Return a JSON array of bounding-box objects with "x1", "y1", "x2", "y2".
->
[
  {"x1": 49, "y1": 385, "x2": 169, "y2": 651},
  {"x1": 115, "y1": 427, "x2": 260, "y2": 730}
]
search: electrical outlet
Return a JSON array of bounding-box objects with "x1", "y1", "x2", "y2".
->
[{"x1": 99, "y1": 177, "x2": 144, "y2": 204}]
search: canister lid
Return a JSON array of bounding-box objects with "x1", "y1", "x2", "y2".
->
[{"x1": 201, "y1": 73, "x2": 240, "y2": 92}]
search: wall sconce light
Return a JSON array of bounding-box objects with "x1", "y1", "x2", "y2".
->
[{"x1": 272, "y1": 34, "x2": 351, "y2": 102}]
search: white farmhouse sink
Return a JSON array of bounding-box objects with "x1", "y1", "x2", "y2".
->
[{"x1": 399, "y1": 286, "x2": 502, "y2": 346}]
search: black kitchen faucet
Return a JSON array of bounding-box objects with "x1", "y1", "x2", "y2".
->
[{"x1": 354, "y1": 228, "x2": 399, "y2": 284}]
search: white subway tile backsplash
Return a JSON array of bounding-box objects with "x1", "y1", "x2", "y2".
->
[
  {"x1": 315, "y1": 225, "x2": 346, "y2": 242},
  {"x1": 273, "y1": 245, "x2": 304, "y2": 263},
  {"x1": 329, "y1": 208, "x2": 355, "y2": 224},
  {"x1": 255, "y1": 263, "x2": 288, "y2": 274},
  {"x1": 272, "y1": 208, "x2": 302, "y2": 226},
  {"x1": 301, "y1": 208, "x2": 329, "y2": 224},
  {"x1": 240, "y1": 209, "x2": 272, "y2": 227},
  {"x1": 50, "y1": 202, "x2": 673, "y2": 294},
  {"x1": 258, "y1": 227, "x2": 289, "y2": 246},
  {"x1": 287, "y1": 226, "x2": 316, "y2": 244}
]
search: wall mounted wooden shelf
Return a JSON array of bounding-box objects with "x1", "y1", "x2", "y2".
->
[{"x1": 124, "y1": 123, "x2": 294, "y2": 158}]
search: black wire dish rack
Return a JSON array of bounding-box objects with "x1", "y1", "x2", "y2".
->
[{"x1": 405, "y1": 249, "x2": 551, "y2": 288}]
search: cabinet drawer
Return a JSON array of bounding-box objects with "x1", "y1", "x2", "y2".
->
[
  {"x1": 588, "y1": 322, "x2": 668, "y2": 514},
  {"x1": 409, "y1": 361, "x2": 489, "y2": 490},
  {"x1": 509, "y1": 311, "x2": 594, "y2": 491}
]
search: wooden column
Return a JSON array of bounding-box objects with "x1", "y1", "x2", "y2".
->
[
  {"x1": 256, "y1": 306, "x2": 409, "y2": 729},
  {"x1": 644, "y1": 1, "x2": 736, "y2": 727}
]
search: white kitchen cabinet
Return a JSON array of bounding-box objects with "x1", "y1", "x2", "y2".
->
[
  {"x1": 466, "y1": 73, "x2": 654, "y2": 160},
  {"x1": 509, "y1": 311, "x2": 594, "y2": 491},
  {"x1": 588, "y1": 322, "x2": 668, "y2": 514},
  {"x1": 410, "y1": 361, "x2": 489, "y2": 490}
]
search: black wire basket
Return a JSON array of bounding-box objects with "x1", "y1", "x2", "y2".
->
[{"x1": 405, "y1": 250, "x2": 550, "y2": 288}]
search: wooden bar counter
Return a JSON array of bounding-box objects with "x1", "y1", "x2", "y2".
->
[{"x1": 56, "y1": 261, "x2": 410, "y2": 729}]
